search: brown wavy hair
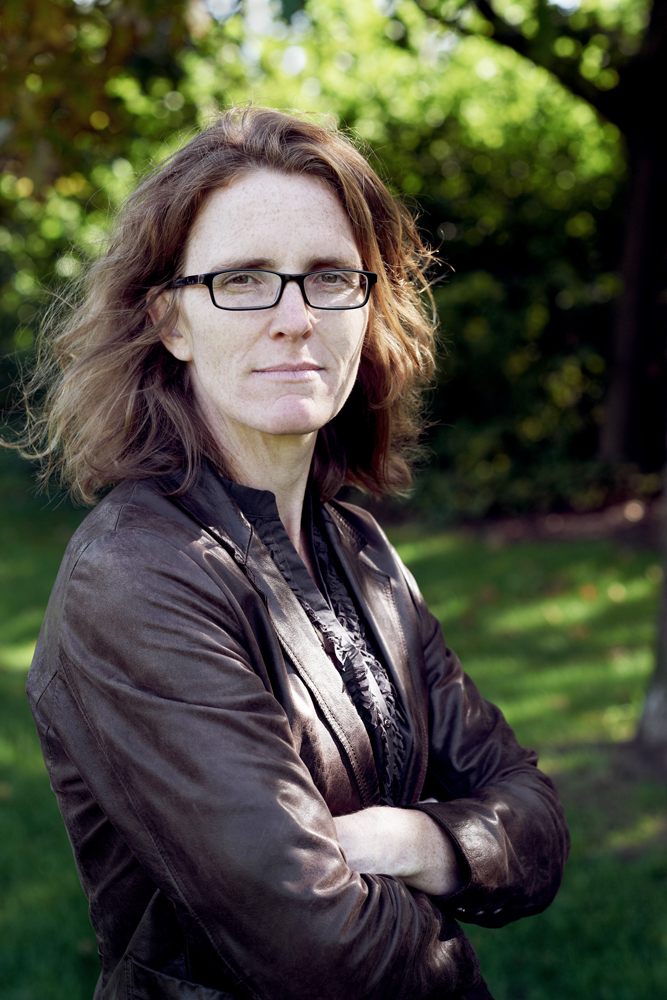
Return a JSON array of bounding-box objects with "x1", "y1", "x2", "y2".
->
[{"x1": 11, "y1": 106, "x2": 437, "y2": 504}]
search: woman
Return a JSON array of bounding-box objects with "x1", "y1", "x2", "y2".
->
[{"x1": 23, "y1": 107, "x2": 568, "y2": 1000}]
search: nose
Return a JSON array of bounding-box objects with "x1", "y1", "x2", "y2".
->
[{"x1": 267, "y1": 278, "x2": 313, "y2": 340}]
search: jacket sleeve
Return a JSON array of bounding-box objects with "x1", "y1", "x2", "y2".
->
[
  {"x1": 401, "y1": 562, "x2": 570, "y2": 929},
  {"x1": 48, "y1": 526, "x2": 481, "y2": 1000}
]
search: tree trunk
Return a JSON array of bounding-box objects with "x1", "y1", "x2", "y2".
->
[
  {"x1": 597, "y1": 0, "x2": 667, "y2": 470},
  {"x1": 598, "y1": 145, "x2": 660, "y2": 464},
  {"x1": 624, "y1": 133, "x2": 667, "y2": 754},
  {"x1": 636, "y1": 463, "x2": 667, "y2": 759}
]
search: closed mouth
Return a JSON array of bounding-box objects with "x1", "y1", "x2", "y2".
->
[{"x1": 254, "y1": 363, "x2": 323, "y2": 373}]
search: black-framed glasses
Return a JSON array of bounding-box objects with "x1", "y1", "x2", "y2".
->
[{"x1": 169, "y1": 268, "x2": 377, "y2": 311}]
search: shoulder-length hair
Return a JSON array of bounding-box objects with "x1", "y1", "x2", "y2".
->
[{"x1": 14, "y1": 106, "x2": 437, "y2": 504}]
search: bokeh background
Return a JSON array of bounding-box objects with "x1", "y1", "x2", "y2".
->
[{"x1": 1, "y1": 2, "x2": 667, "y2": 998}]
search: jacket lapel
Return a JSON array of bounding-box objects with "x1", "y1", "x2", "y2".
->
[
  {"x1": 320, "y1": 504, "x2": 429, "y2": 803},
  {"x1": 243, "y1": 534, "x2": 380, "y2": 808},
  {"x1": 167, "y1": 465, "x2": 380, "y2": 809},
  {"x1": 320, "y1": 506, "x2": 414, "y2": 710}
]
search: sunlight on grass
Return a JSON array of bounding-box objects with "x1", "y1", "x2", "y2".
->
[
  {"x1": 393, "y1": 528, "x2": 660, "y2": 751},
  {"x1": 491, "y1": 577, "x2": 656, "y2": 633},
  {"x1": 389, "y1": 532, "x2": 459, "y2": 565},
  {"x1": 536, "y1": 746, "x2": 610, "y2": 775},
  {"x1": 603, "y1": 815, "x2": 667, "y2": 852},
  {"x1": 0, "y1": 641, "x2": 37, "y2": 672},
  {"x1": 0, "y1": 607, "x2": 48, "y2": 646},
  {"x1": 0, "y1": 728, "x2": 48, "y2": 773}
]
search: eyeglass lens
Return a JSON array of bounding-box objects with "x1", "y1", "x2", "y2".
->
[{"x1": 210, "y1": 270, "x2": 368, "y2": 309}]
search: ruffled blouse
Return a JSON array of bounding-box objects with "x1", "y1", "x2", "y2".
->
[{"x1": 224, "y1": 479, "x2": 408, "y2": 806}]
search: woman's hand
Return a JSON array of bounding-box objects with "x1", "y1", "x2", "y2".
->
[{"x1": 334, "y1": 806, "x2": 464, "y2": 897}]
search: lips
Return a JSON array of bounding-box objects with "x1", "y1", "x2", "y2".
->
[{"x1": 254, "y1": 362, "x2": 323, "y2": 372}]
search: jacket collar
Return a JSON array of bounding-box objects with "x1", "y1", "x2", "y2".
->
[
  {"x1": 161, "y1": 463, "x2": 382, "y2": 808},
  {"x1": 159, "y1": 462, "x2": 253, "y2": 564}
]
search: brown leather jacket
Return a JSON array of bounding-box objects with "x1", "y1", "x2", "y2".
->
[{"x1": 27, "y1": 464, "x2": 569, "y2": 1000}]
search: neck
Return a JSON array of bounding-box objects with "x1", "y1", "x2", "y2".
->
[{"x1": 221, "y1": 427, "x2": 317, "y2": 558}]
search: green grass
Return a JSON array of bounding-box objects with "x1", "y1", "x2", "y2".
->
[
  {"x1": 0, "y1": 455, "x2": 99, "y2": 1000},
  {"x1": 391, "y1": 527, "x2": 660, "y2": 750},
  {"x1": 390, "y1": 525, "x2": 667, "y2": 1000},
  {"x1": 1, "y1": 454, "x2": 665, "y2": 999}
]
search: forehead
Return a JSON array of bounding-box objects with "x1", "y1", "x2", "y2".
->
[{"x1": 184, "y1": 169, "x2": 361, "y2": 270}]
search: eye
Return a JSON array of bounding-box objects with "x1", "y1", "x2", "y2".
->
[
  {"x1": 213, "y1": 270, "x2": 265, "y2": 288},
  {"x1": 313, "y1": 271, "x2": 354, "y2": 286}
]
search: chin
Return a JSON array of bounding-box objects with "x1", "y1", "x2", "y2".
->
[
  {"x1": 263, "y1": 420, "x2": 325, "y2": 437},
  {"x1": 258, "y1": 402, "x2": 331, "y2": 437}
]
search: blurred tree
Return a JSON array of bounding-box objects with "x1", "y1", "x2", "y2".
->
[
  {"x1": 0, "y1": 0, "x2": 643, "y2": 518},
  {"x1": 1, "y1": 4, "x2": 661, "y2": 482},
  {"x1": 0, "y1": 0, "x2": 205, "y2": 395},
  {"x1": 410, "y1": 0, "x2": 666, "y2": 473},
  {"x1": 201, "y1": 0, "x2": 640, "y2": 515},
  {"x1": 1, "y1": 0, "x2": 189, "y2": 177},
  {"x1": 400, "y1": 0, "x2": 667, "y2": 760}
]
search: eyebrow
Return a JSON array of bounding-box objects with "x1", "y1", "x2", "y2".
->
[{"x1": 203, "y1": 255, "x2": 363, "y2": 274}]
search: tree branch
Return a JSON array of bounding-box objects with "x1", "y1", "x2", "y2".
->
[
  {"x1": 469, "y1": 0, "x2": 606, "y2": 110},
  {"x1": 472, "y1": 0, "x2": 531, "y2": 58},
  {"x1": 414, "y1": 0, "x2": 611, "y2": 113}
]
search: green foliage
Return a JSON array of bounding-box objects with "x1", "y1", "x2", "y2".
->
[
  {"x1": 424, "y1": 0, "x2": 654, "y2": 112},
  {"x1": 0, "y1": 451, "x2": 665, "y2": 998},
  {"x1": 0, "y1": 0, "x2": 199, "y2": 397},
  {"x1": 1, "y1": 0, "x2": 660, "y2": 514},
  {"x1": 188, "y1": 1, "x2": 635, "y2": 512}
]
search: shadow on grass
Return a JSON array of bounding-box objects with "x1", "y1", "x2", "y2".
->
[
  {"x1": 387, "y1": 525, "x2": 667, "y2": 998},
  {"x1": 390, "y1": 527, "x2": 660, "y2": 749},
  {"x1": 466, "y1": 749, "x2": 667, "y2": 1000},
  {"x1": 0, "y1": 669, "x2": 99, "y2": 1000}
]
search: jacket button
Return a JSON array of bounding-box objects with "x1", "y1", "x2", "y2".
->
[
  {"x1": 455, "y1": 907, "x2": 465, "y2": 913},
  {"x1": 475, "y1": 909, "x2": 485, "y2": 916},
  {"x1": 493, "y1": 907, "x2": 503, "y2": 914}
]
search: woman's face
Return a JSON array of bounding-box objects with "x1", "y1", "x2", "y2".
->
[{"x1": 161, "y1": 169, "x2": 369, "y2": 451}]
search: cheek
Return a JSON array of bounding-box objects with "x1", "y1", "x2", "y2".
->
[
  {"x1": 332, "y1": 331, "x2": 365, "y2": 402},
  {"x1": 182, "y1": 311, "x2": 245, "y2": 373},
  {"x1": 333, "y1": 313, "x2": 367, "y2": 358},
  {"x1": 343, "y1": 323, "x2": 367, "y2": 371}
]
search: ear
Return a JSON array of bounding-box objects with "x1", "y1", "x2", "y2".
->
[
  {"x1": 148, "y1": 289, "x2": 194, "y2": 363},
  {"x1": 160, "y1": 326, "x2": 194, "y2": 363}
]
